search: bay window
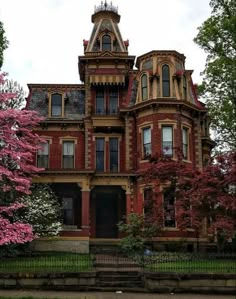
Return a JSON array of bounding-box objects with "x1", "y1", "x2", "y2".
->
[
  {"x1": 162, "y1": 126, "x2": 173, "y2": 156},
  {"x1": 143, "y1": 127, "x2": 151, "y2": 158},
  {"x1": 141, "y1": 74, "x2": 148, "y2": 101},
  {"x1": 164, "y1": 188, "x2": 176, "y2": 227},
  {"x1": 182, "y1": 127, "x2": 189, "y2": 160},
  {"x1": 162, "y1": 65, "x2": 170, "y2": 97}
]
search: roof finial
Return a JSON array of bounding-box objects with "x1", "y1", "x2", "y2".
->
[{"x1": 94, "y1": 1, "x2": 118, "y2": 14}]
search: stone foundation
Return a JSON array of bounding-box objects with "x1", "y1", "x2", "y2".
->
[
  {"x1": 0, "y1": 272, "x2": 235, "y2": 294},
  {"x1": 144, "y1": 273, "x2": 236, "y2": 294},
  {"x1": 30, "y1": 237, "x2": 89, "y2": 253}
]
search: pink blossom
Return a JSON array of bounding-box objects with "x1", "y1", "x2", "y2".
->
[{"x1": 0, "y1": 73, "x2": 44, "y2": 246}]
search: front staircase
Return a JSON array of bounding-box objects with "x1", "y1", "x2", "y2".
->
[
  {"x1": 94, "y1": 253, "x2": 144, "y2": 290},
  {"x1": 96, "y1": 270, "x2": 143, "y2": 289}
]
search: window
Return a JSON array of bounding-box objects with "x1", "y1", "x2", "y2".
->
[
  {"x1": 109, "y1": 89, "x2": 118, "y2": 114},
  {"x1": 62, "y1": 141, "x2": 74, "y2": 168},
  {"x1": 37, "y1": 141, "x2": 49, "y2": 168},
  {"x1": 163, "y1": 188, "x2": 176, "y2": 227},
  {"x1": 62, "y1": 197, "x2": 74, "y2": 225},
  {"x1": 182, "y1": 127, "x2": 189, "y2": 160},
  {"x1": 141, "y1": 74, "x2": 148, "y2": 101},
  {"x1": 109, "y1": 138, "x2": 118, "y2": 172},
  {"x1": 162, "y1": 126, "x2": 173, "y2": 156},
  {"x1": 96, "y1": 90, "x2": 105, "y2": 115},
  {"x1": 162, "y1": 65, "x2": 170, "y2": 97},
  {"x1": 51, "y1": 93, "x2": 62, "y2": 117},
  {"x1": 144, "y1": 188, "x2": 153, "y2": 216},
  {"x1": 96, "y1": 138, "x2": 105, "y2": 171},
  {"x1": 183, "y1": 75, "x2": 187, "y2": 99},
  {"x1": 143, "y1": 127, "x2": 151, "y2": 158},
  {"x1": 95, "y1": 88, "x2": 119, "y2": 115},
  {"x1": 102, "y1": 34, "x2": 111, "y2": 51}
]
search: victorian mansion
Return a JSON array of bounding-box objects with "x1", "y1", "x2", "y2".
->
[{"x1": 26, "y1": 2, "x2": 213, "y2": 252}]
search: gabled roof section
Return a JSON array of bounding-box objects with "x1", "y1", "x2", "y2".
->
[{"x1": 84, "y1": 1, "x2": 128, "y2": 54}]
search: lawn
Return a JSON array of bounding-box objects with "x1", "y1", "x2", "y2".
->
[
  {"x1": 144, "y1": 253, "x2": 236, "y2": 273},
  {"x1": 0, "y1": 297, "x2": 86, "y2": 299},
  {"x1": 0, "y1": 297, "x2": 58, "y2": 299},
  {"x1": 0, "y1": 252, "x2": 93, "y2": 273},
  {"x1": 0, "y1": 251, "x2": 235, "y2": 274},
  {"x1": 0, "y1": 296, "x2": 94, "y2": 299},
  {"x1": 146, "y1": 259, "x2": 236, "y2": 273}
]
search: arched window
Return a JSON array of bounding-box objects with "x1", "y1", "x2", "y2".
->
[
  {"x1": 102, "y1": 34, "x2": 111, "y2": 51},
  {"x1": 141, "y1": 74, "x2": 148, "y2": 101},
  {"x1": 162, "y1": 65, "x2": 170, "y2": 97},
  {"x1": 51, "y1": 93, "x2": 62, "y2": 116}
]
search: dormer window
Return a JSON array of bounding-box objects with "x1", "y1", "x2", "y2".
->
[
  {"x1": 102, "y1": 34, "x2": 111, "y2": 51},
  {"x1": 162, "y1": 65, "x2": 170, "y2": 97},
  {"x1": 141, "y1": 74, "x2": 148, "y2": 101},
  {"x1": 183, "y1": 75, "x2": 187, "y2": 100},
  {"x1": 51, "y1": 93, "x2": 62, "y2": 117}
]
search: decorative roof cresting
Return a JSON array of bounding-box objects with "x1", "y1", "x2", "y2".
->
[{"x1": 94, "y1": 1, "x2": 118, "y2": 14}]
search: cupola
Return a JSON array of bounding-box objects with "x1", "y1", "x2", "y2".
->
[{"x1": 84, "y1": 1, "x2": 129, "y2": 53}]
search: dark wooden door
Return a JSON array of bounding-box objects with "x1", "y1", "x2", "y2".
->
[{"x1": 96, "y1": 197, "x2": 118, "y2": 238}]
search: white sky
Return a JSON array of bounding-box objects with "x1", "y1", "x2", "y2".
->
[{"x1": 0, "y1": 0, "x2": 211, "y2": 93}]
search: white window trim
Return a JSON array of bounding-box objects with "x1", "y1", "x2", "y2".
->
[
  {"x1": 61, "y1": 140, "x2": 76, "y2": 169},
  {"x1": 181, "y1": 123, "x2": 192, "y2": 162}
]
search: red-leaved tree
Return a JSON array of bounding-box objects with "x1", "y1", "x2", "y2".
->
[
  {"x1": 176, "y1": 152, "x2": 236, "y2": 250},
  {"x1": 0, "y1": 73, "x2": 44, "y2": 247},
  {"x1": 141, "y1": 151, "x2": 236, "y2": 250}
]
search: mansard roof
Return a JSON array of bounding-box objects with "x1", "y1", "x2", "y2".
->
[{"x1": 136, "y1": 50, "x2": 186, "y2": 68}]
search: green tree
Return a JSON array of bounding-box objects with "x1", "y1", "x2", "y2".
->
[
  {"x1": 0, "y1": 21, "x2": 9, "y2": 69},
  {"x1": 0, "y1": 78, "x2": 26, "y2": 109},
  {"x1": 194, "y1": 0, "x2": 236, "y2": 151},
  {"x1": 18, "y1": 184, "x2": 62, "y2": 237},
  {"x1": 117, "y1": 213, "x2": 160, "y2": 256}
]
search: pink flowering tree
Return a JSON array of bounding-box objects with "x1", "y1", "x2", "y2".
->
[{"x1": 0, "y1": 73, "x2": 44, "y2": 250}]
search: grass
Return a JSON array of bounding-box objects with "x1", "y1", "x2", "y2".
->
[
  {"x1": 0, "y1": 297, "x2": 59, "y2": 299},
  {"x1": 0, "y1": 251, "x2": 235, "y2": 274},
  {"x1": 0, "y1": 297, "x2": 87, "y2": 299},
  {"x1": 0, "y1": 252, "x2": 93, "y2": 273},
  {"x1": 146, "y1": 258, "x2": 236, "y2": 273},
  {"x1": 0, "y1": 296, "x2": 95, "y2": 299}
]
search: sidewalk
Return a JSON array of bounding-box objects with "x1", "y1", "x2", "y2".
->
[{"x1": 0, "y1": 290, "x2": 235, "y2": 299}]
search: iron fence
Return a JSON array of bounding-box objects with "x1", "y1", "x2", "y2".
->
[
  {"x1": 0, "y1": 253, "x2": 93, "y2": 273},
  {"x1": 0, "y1": 252, "x2": 235, "y2": 273},
  {"x1": 142, "y1": 252, "x2": 236, "y2": 273}
]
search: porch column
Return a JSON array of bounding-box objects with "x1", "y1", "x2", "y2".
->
[
  {"x1": 126, "y1": 191, "x2": 132, "y2": 217},
  {"x1": 81, "y1": 189, "x2": 90, "y2": 235}
]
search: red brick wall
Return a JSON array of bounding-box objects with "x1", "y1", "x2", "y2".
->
[{"x1": 34, "y1": 130, "x2": 85, "y2": 169}]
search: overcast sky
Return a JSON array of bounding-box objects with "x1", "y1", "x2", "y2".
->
[{"x1": 0, "y1": 0, "x2": 211, "y2": 93}]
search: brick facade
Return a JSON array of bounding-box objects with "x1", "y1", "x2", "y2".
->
[{"x1": 27, "y1": 3, "x2": 214, "y2": 248}]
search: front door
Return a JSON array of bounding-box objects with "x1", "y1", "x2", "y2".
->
[{"x1": 96, "y1": 196, "x2": 118, "y2": 238}]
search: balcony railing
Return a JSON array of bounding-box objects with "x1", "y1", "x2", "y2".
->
[{"x1": 95, "y1": 107, "x2": 119, "y2": 116}]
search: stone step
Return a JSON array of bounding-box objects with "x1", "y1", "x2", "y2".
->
[
  {"x1": 97, "y1": 281, "x2": 143, "y2": 287},
  {"x1": 94, "y1": 263, "x2": 140, "y2": 268},
  {"x1": 98, "y1": 271, "x2": 141, "y2": 276},
  {"x1": 96, "y1": 266, "x2": 142, "y2": 273},
  {"x1": 99, "y1": 276, "x2": 142, "y2": 282}
]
